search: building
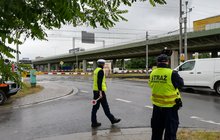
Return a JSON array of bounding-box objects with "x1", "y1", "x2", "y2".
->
[{"x1": 193, "y1": 15, "x2": 220, "y2": 31}]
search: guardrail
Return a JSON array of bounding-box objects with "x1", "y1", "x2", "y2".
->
[{"x1": 38, "y1": 69, "x2": 149, "y2": 75}]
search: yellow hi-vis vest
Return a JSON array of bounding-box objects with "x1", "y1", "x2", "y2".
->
[
  {"x1": 149, "y1": 68, "x2": 181, "y2": 107},
  {"x1": 93, "y1": 67, "x2": 107, "y2": 92}
]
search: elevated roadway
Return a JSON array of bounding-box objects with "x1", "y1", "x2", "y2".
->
[{"x1": 32, "y1": 28, "x2": 220, "y2": 71}]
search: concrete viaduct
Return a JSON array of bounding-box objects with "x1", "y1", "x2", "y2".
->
[{"x1": 32, "y1": 28, "x2": 220, "y2": 72}]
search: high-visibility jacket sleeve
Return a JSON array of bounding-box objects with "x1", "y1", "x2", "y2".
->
[
  {"x1": 97, "y1": 69, "x2": 104, "y2": 91},
  {"x1": 171, "y1": 71, "x2": 184, "y2": 89}
]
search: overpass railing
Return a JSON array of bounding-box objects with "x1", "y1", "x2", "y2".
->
[{"x1": 85, "y1": 26, "x2": 220, "y2": 52}]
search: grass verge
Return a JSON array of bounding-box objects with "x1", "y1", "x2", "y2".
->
[
  {"x1": 12, "y1": 83, "x2": 43, "y2": 99},
  {"x1": 2, "y1": 83, "x2": 43, "y2": 106},
  {"x1": 177, "y1": 129, "x2": 220, "y2": 140}
]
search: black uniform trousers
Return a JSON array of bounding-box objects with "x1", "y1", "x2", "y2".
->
[
  {"x1": 151, "y1": 105, "x2": 179, "y2": 140},
  {"x1": 91, "y1": 91, "x2": 115, "y2": 124}
]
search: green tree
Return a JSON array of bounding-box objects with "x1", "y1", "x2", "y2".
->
[
  {"x1": 199, "y1": 53, "x2": 211, "y2": 58},
  {"x1": 126, "y1": 58, "x2": 146, "y2": 69},
  {"x1": 0, "y1": 0, "x2": 166, "y2": 81},
  {"x1": 126, "y1": 57, "x2": 157, "y2": 69},
  {"x1": 0, "y1": 58, "x2": 20, "y2": 83}
]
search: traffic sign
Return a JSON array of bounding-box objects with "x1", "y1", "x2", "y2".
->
[{"x1": 60, "y1": 61, "x2": 64, "y2": 65}]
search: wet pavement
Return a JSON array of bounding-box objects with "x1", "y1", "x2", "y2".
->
[
  {"x1": 1, "y1": 75, "x2": 220, "y2": 140},
  {"x1": 2, "y1": 77, "x2": 153, "y2": 140}
]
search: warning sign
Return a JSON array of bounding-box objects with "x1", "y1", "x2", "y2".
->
[{"x1": 180, "y1": 53, "x2": 185, "y2": 62}]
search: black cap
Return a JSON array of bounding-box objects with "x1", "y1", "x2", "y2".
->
[{"x1": 157, "y1": 54, "x2": 168, "y2": 62}]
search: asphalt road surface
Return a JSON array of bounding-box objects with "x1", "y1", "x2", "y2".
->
[{"x1": 0, "y1": 75, "x2": 220, "y2": 140}]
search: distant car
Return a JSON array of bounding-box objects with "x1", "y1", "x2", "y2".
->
[
  {"x1": 148, "y1": 68, "x2": 152, "y2": 73},
  {"x1": 86, "y1": 68, "x2": 93, "y2": 72},
  {"x1": 113, "y1": 68, "x2": 127, "y2": 74},
  {"x1": 0, "y1": 80, "x2": 20, "y2": 105}
]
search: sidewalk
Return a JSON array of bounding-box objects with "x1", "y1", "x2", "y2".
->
[
  {"x1": 11, "y1": 81, "x2": 77, "y2": 108},
  {"x1": 36, "y1": 127, "x2": 152, "y2": 140}
]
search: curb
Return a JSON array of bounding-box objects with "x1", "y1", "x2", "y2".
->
[
  {"x1": 36, "y1": 127, "x2": 152, "y2": 140},
  {"x1": 0, "y1": 87, "x2": 79, "y2": 110},
  {"x1": 13, "y1": 87, "x2": 79, "y2": 109}
]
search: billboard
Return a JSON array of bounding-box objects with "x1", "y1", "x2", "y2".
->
[{"x1": 81, "y1": 31, "x2": 95, "y2": 44}]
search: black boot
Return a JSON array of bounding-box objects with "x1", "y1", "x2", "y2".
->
[
  {"x1": 111, "y1": 118, "x2": 121, "y2": 124},
  {"x1": 91, "y1": 122, "x2": 101, "y2": 128}
]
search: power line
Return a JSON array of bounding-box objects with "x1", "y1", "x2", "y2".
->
[
  {"x1": 47, "y1": 35, "x2": 134, "y2": 40},
  {"x1": 48, "y1": 28, "x2": 174, "y2": 36},
  {"x1": 48, "y1": 29, "x2": 145, "y2": 35},
  {"x1": 70, "y1": 25, "x2": 147, "y2": 31},
  {"x1": 131, "y1": 4, "x2": 178, "y2": 10}
]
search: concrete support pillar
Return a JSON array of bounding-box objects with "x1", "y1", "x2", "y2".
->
[
  {"x1": 93, "y1": 60, "x2": 97, "y2": 70},
  {"x1": 83, "y1": 60, "x2": 87, "y2": 72},
  {"x1": 187, "y1": 52, "x2": 193, "y2": 60},
  {"x1": 37, "y1": 65, "x2": 40, "y2": 71},
  {"x1": 121, "y1": 59, "x2": 125, "y2": 69},
  {"x1": 72, "y1": 62, "x2": 75, "y2": 70},
  {"x1": 112, "y1": 59, "x2": 116, "y2": 68},
  {"x1": 44, "y1": 65, "x2": 47, "y2": 72},
  {"x1": 211, "y1": 51, "x2": 218, "y2": 58},
  {"x1": 39, "y1": 65, "x2": 42, "y2": 71},
  {"x1": 171, "y1": 50, "x2": 179, "y2": 69},
  {"x1": 35, "y1": 65, "x2": 39, "y2": 71},
  {"x1": 55, "y1": 64, "x2": 59, "y2": 71},
  {"x1": 111, "y1": 59, "x2": 116, "y2": 73},
  {"x1": 39, "y1": 65, "x2": 41, "y2": 71},
  {"x1": 47, "y1": 63, "x2": 51, "y2": 72}
]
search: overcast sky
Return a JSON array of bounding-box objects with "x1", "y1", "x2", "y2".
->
[{"x1": 11, "y1": 0, "x2": 220, "y2": 60}]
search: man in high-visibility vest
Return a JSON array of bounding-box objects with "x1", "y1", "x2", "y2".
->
[
  {"x1": 91, "y1": 59, "x2": 121, "y2": 128},
  {"x1": 149, "y1": 54, "x2": 184, "y2": 140}
]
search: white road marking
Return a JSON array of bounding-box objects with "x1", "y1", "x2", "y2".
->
[
  {"x1": 190, "y1": 116, "x2": 220, "y2": 125},
  {"x1": 37, "y1": 81, "x2": 49, "y2": 84},
  {"x1": 80, "y1": 90, "x2": 89, "y2": 93},
  {"x1": 116, "y1": 98, "x2": 132, "y2": 103},
  {"x1": 145, "y1": 105, "x2": 153, "y2": 109}
]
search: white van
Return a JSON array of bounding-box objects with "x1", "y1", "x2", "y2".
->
[{"x1": 175, "y1": 58, "x2": 220, "y2": 95}]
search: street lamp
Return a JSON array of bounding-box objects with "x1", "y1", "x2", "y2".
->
[
  {"x1": 15, "y1": 32, "x2": 19, "y2": 64},
  {"x1": 146, "y1": 31, "x2": 149, "y2": 75},
  {"x1": 179, "y1": 0, "x2": 183, "y2": 64}
]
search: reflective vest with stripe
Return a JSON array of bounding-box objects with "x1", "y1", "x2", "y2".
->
[
  {"x1": 149, "y1": 68, "x2": 181, "y2": 107},
  {"x1": 93, "y1": 67, "x2": 107, "y2": 92}
]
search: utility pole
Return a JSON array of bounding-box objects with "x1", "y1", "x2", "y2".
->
[
  {"x1": 179, "y1": 0, "x2": 183, "y2": 63},
  {"x1": 146, "y1": 31, "x2": 149, "y2": 75},
  {"x1": 103, "y1": 40, "x2": 105, "y2": 48},
  {"x1": 16, "y1": 32, "x2": 19, "y2": 63},
  {"x1": 16, "y1": 42, "x2": 19, "y2": 63},
  {"x1": 72, "y1": 37, "x2": 75, "y2": 49},
  {"x1": 184, "y1": 1, "x2": 188, "y2": 61},
  {"x1": 72, "y1": 37, "x2": 78, "y2": 70}
]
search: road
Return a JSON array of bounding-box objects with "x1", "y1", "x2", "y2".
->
[{"x1": 0, "y1": 75, "x2": 220, "y2": 140}]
